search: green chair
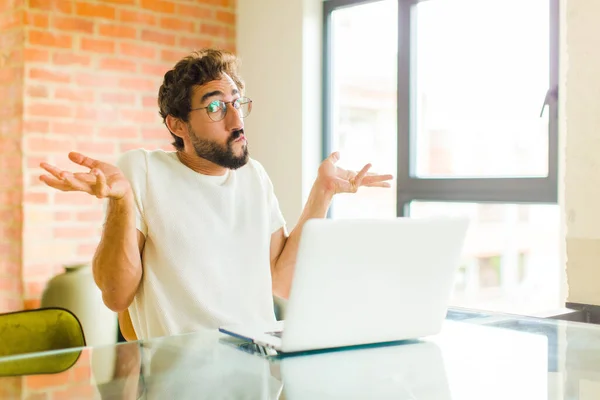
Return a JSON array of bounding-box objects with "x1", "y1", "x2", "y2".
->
[{"x1": 0, "y1": 307, "x2": 86, "y2": 376}]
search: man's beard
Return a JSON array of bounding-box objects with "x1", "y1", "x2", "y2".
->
[{"x1": 188, "y1": 124, "x2": 249, "y2": 170}]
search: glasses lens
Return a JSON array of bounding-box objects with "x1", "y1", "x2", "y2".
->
[
  {"x1": 207, "y1": 101, "x2": 226, "y2": 122},
  {"x1": 237, "y1": 98, "x2": 252, "y2": 118}
]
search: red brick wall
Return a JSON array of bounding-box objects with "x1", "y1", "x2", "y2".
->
[
  {"x1": 0, "y1": 0, "x2": 25, "y2": 313},
  {"x1": 12, "y1": 0, "x2": 236, "y2": 311}
]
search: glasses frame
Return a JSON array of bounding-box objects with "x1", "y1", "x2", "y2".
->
[{"x1": 190, "y1": 97, "x2": 253, "y2": 122}]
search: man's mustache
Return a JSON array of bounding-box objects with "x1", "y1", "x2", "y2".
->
[{"x1": 228, "y1": 129, "x2": 244, "y2": 143}]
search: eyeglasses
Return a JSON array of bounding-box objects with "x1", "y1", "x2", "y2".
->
[{"x1": 190, "y1": 97, "x2": 253, "y2": 122}]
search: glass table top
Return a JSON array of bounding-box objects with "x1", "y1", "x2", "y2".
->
[{"x1": 1, "y1": 307, "x2": 599, "y2": 399}]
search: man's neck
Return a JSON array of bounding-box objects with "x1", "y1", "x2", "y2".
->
[{"x1": 176, "y1": 150, "x2": 228, "y2": 176}]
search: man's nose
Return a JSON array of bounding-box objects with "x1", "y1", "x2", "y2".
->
[{"x1": 224, "y1": 103, "x2": 243, "y2": 131}]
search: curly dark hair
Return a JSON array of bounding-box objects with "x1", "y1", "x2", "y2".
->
[{"x1": 158, "y1": 49, "x2": 244, "y2": 151}]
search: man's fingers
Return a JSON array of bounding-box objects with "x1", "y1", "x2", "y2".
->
[
  {"x1": 68, "y1": 151, "x2": 99, "y2": 169},
  {"x1": 93, "y1": 169, "x2": 109, "y2": 198},
  {"x1": 61, "y1": 172, "x2": 93, "y2": 194},
  {"x1": 353, "y1": 163, "x2": 372, "y2": 186},
  {"x1": 73, "y1": 172, "x2": 97, "y2": 184},
  {"x1": 362, "y1": 174, "x2": 394, "y2": 185},
  {"x1": 326, "y1": 151, "x2": 340, "y2": 164},
  {"x1": 363, "y1": 182, "x2": 391, "y2": 188},
  {"x1": 40, "y1": 162, "x2": 65, "y2": 180},
  {"x1": 39, "y1": 174, "x2": 72, "y2": 191}
]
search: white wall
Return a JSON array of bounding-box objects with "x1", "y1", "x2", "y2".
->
[
  {"x1": 563, "y1": 0, "x2": 600, "y2": 306},
  {"x1": 237, "y1": 0, "x2": 322, "y2": 229}
]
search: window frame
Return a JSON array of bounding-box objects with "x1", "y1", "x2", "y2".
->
[{"x1": 322, "y1": 0, "x2": 560, "y2": 216}]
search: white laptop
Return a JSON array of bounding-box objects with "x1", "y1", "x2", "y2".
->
[{"x1": 219, "y1": 216, "x2": 469, "y2": 354}]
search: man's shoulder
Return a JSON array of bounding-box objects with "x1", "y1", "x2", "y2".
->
[{"x1": 117, "y1": 148, "x2": 175, "y2": 169}]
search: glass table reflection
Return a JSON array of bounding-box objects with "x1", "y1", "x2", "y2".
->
[{"x1": 0, "y1": 307, "x2": 599, "y2": 399}]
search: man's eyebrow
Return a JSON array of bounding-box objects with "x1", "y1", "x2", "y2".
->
[
  {"x1": 200, "y1": 90, "x2": 224, "y2": 104},
  {"x1": 200, "y1": 88, "x2": 239, "y2": 104}
]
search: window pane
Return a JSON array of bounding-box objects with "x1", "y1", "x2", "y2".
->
[
  {"x1": 413, "y1": 0, "x2": 550, "y2": 178},
  {"x1": 329, "y1": 0, "x2": 398, "y2": 219},
  {"x1": 409, "y1": 202, "x2": 561, "y2": 314}
]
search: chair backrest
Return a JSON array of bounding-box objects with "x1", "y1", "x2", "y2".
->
[{"x1": 0, "y1": 307, "x2": 86, "y2": 376}]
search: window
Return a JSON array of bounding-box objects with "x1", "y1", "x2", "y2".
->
[{"x1": 323, "y1": 0, "x2": 560, "y2": 314}]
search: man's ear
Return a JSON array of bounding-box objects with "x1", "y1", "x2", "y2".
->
[{"x1": 166, "y1": 115, "x2": 188, "y2": 141}]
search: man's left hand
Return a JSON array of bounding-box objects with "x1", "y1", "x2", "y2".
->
[{"x1": 316, "y1": 152, "x2": 393, "y2": 196}]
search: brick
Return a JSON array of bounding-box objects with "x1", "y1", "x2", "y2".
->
[
  {"x1": 119, "y1": 42, "x2": 156, "y2": 59},
  {"x1": 216, "y1": 11, "x2": 235, "y2": 25},
  {"x1": 120, "y1": 108, "x2": 159, "y2": 124},
  {"x1": 141, "y1": 127, "x2": 166, "y2": 139},
  {"x1": 178, "y1": 37, "x2": 212, "y2": 51},
  {"x1": 81, "y1": 38, "x2": 115, "y2": 54},
  {"x1": 28, "y1": 30, "x2": 72, "y2": 48},
  {"x1": 29, "y1": 68, "x2": 71, "y2": 83},
  {"x1": 23, "y1": 48, "x2": 50, "y2": 63},
  {"x1": 25, "y1": 281, "x2": 46, "y2": 299},
  {"x1": 24, "y1": 192, "x2": 48, "y2": 203},
  {"x1": 75, "y1": 2, "x2": 116, "y2": 19},
  {"x1": 76, "y1": 141, "x2": 116, "y2": 154},
  {"x1": 26, "y1": 85, "x2": 48, "y2": 98},
  {"x1": 54, "y1": 87, "x2": 95, "y2": 102},
  {"x1": 72, "y1": 363, "x2": 92, "y2": 382},
  {"x1": 54, "y1": 192, "x2": 92, "y2": 206},
  {"x1": 118, "y1": 9, "x2": 156, "y2": 25},
  {"x1": 28, "y1": 0, "x2": 73, "y2": 14},
  {"x1": 160, "y1": 49, "x2": 189, "y2": 63},
  {"x1": 53, "y1": 16, "x2": 95, "y2": 33},
  {"x1": 54, "y1": 226, "x2": 98, "y2": 238},
  {"x1": 119, "y1": 77, "x2": 157, "y2": 92},
  {"x1": 160, "y1": 17, "x2": 195, "y2": 33},
  {"x1": 141, "y1": 29, "x2": 176, "y2": 46},
  {"x1": 23, "y1": 298, "x2": 41, "y2": 310},
  {"x1": 24, "y1": 120, "x2": 49, "y2": 134},
  {"x1": 100, "y1": 92, "x2": 136, "y2": 105},
  {"x1": 52, "y1": 52, "x2": 92, "y2": 66},
  {"x1": 103, "y1": 0, "x2": 136, "y2": 4},
  {"x1": 26, "y1": 137, "x2": 72, "y2": 153},
  {"x1": 74, "y1": 73, "x2": 120, "y2": 88},
  {"x1": 25, "y1": 370, "x2": 71, "y2": 390},
  {"x1": 98, "y1": 24, "x2": 137, "y2": 39},
  {"x1": 0, "y1": 10, "x2": 22, "y2": 30},
  {"x1": 53, "y1": 385, "x2": 95, "y2": 399},
  {"x1": 141, "y1": 0, "x2": 175, "y2": 14},
  {"x1": 54, "y1": 211, "x2": 72, "y2": 221},
  {"x1": 51, "y1": 121, "x2": 94, "y2": 136},
  {"x1": 0, "y1": 154, "x2": 20, "y2": 170},
  {"x1": 176, "y1": 4, "x2": 213, "y2": 19},
  {"x1": 26, "y1": 157, "x2": 46, "y2": 170},
  {"x1": 142, "y1": 95, "x2": 158, "y2": 107},
  {"x1": 200, "y1": 23, "x2": 233, "y2": 38},
  {"x1": 23, "y1": 11, "x2": 50, "y2": 28},
  {"x1": 97, "y1": 125, "x2": 139, "y2": 139},
  {"x1": 0, "y1": 278, "x2": 20, "y2": 294},
  {"x1": 75, "y1": 106, "x2": 100, "y2": 120},
  {"x1": 27, "y1": 103, "x2": 73, "y2": 119},
  {"x1": 99, "y1": 57, "x2": 137, "y2": 73},
  {"x1": 76, "y1": 210, "x2": 104, "y2": 221}
]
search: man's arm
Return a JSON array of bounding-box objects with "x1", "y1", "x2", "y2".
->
[
  {"x1": 270, "y1": 152, "x2": 393, "y2": 298},
  {"x1": 270, "y1": 185, "x2": 332, "y2": 298},
  {"x1": 93, "y1": 192, "x2": 145, "y2": 312}
]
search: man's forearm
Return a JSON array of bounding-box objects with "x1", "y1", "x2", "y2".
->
[
  {"x1": 272, "y1": 182, "x2": 333, "y2": 298},
  {"x1": 92, "y1": 192, "x2": 143, "y2": 312}
]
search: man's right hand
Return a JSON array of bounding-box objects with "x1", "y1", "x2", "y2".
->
[{"x1": 40, "y1": 152, "x2": 131, "y2": 200}]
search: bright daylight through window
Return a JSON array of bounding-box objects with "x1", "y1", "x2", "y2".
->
[{"x1": 324, "y1": 0, "x2": 560, "y2": 315}]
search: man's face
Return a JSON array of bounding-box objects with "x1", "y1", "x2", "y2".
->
[{"x1": 186, "y1": 74, "x2": 249, "y2": 169}]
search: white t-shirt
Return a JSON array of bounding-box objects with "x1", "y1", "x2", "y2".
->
[{"x1": 114, "y1": 149, "x2": 286, "y2": 340}]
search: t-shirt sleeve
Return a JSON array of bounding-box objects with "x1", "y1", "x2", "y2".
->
[
  {"x1": 113, "y1": 149, "x2": 148, "y2": 237},
  {"x1": 253, "y1": 160, "x2": 286, "y2": 235}
]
